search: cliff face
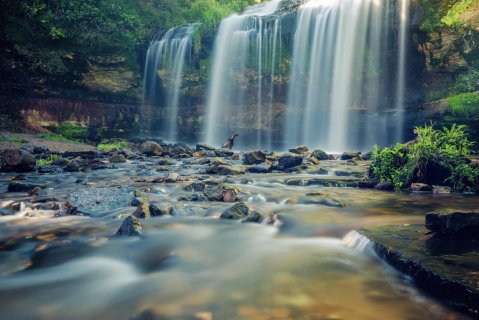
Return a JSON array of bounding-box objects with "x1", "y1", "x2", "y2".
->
[
  {"x1": 416, "y1": 1, "x2": 479, "y2": 99},
  {"x1": 0, "y1": 44, "x2": 142, "y2": 103},
  {"x1": 1, "y1": 0, "x2": 478, "y2": 143}
]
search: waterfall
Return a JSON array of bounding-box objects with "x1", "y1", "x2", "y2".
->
[
  {"x1": 204, "y1": 0, "x2": 283, "y2": 149},
  {"x1": 286, "y1": 0, "x2": 409, "y2": 152},
  {"x1": 202, "y1": 0, "x2": 410, "y2": 151},
  {"x1": 143, "y1": 24, "x2": 196, "y2": 141}
]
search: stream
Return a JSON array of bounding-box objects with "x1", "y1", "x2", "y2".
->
[{"x1": 0, "y1": 157, "x2": 474, "y2": 320}]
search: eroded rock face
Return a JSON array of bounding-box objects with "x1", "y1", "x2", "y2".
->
[
  {"x1": 426, "y1": 211, "x2": 479, "y2": 237},
  {"x1": 0, "y1": 149, "x2": 36, "y2": 172}
]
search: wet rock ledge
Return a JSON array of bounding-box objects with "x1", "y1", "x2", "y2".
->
[{"x1": 360, "y1": 219, "x2": 479, "y2": 318}]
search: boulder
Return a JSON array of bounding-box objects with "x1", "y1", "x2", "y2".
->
[
  {"x1": 165, "y1": 173, "x2": 179, "y2": 183},
  {"x1": 51, "y1": 158, "x2": 70, "y2": 168},
  {"x1": 248, "y1": 164, "x2": 272, "y2": 173},
  {"x1": 243, "y1": 150, "x2": 267, "y2": 165},
  {"x1": 37, "y1": 166, "x2": 63, "y2": 174},
  {"x1": 410, "y1": 183, "x2": 433, "y2": 192},
  {"x1": 278, "y1": 153, "x2": 303, "y2": 170},
  {"x1": 215, "y1": 149, "x2": 234, "y2": 157},
  {"x1": 241, "y1": 210, "x2": 263, "y2": 223},
  {"x1": 63, "y1": 151, "x2": 98, "y2": 159},
  {"x1": 116, "y1": 216, "x2": 142, "y2": 237},
  {"x1": 426, "y1": 211, "x2": 479, "y2": 237},
  {"x1": 196, "y1": 144, "x2": 217, "y2": 151},
  {"x1": 220, "y1": 202, "x2": 250, "y2": 220},
  {"x1": 0, "y1": 149, "x2": 36, "y2": 172},
  {"x1": 289, "y1": 145, "x2": 308, "y2": 154},
  {"x1": 33, "y1": 146, "x2": 50, "y2": 154},
  {"x1": 67, "y1": 187, "x2": 133, "y2": 217},
  {"x1": 375, "y1": 181, "x2": 395, "y2": 191},
  {"x1": 223, "y1": 189, "x2": 238, "y2": 202},
  {"x1": 109, "y1": 154, "x2": 126, "y2": 163},
  {"x1": 340, "y1": 151, "x2": 361, "y2": 160},
  {"x1": 140, "y1": 141, "x2": 163, "y2": 156},
  {"x1": 311, "y1": 149, "x2": 329, "y2": 161},
  {"x1": 8, "y1": 181, "x2": 47, "y2": 193},
  {"x1": 193, "y1": 150, "x2": 216, "y2": 158},
  {"x1": 168, "y1": 143, "x2": 192, "y2": 158},
  {"x1": 203, "y1": 181, "x2": 224, "y2": 201},
  {"x1": 178, "y1": 193, "x2": 209, "y2": 202},
  {"x1": 216, "y1": 165, "x2": 246, "y2": 175}
]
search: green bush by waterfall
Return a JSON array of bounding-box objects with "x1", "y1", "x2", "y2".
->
[{"x1": 371, "y1": 124, "x2": 479, "y2": 192}]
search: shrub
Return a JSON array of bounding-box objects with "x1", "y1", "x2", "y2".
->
[
  {"x1": 371, "y1": 124, "x2": 478, "y2": 192},
  {"x1": 37, "y1": 154, "x2": 59, "y2": 167},
  {"x1": 453, "y1": 68, "x2": 479, "y2": 93},
  {"x1": 54, "y1": 122, "x2": 88, "y2": 141},
  {"x1": 448, "y1": 92, "x2": 479, "y2": 117}
]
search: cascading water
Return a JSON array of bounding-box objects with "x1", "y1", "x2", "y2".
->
[
  {"x1": 286, "y1": 0, "x2": 409, "y2": 152},
  {"x1": 204, "y1": 0, "x2": 283, "y2": 150},
  {"x1": 143, "y1": 24, "x2": 196, "y2": 141},
  {"x1": 204, "y1": 0, "x2": 410, "y2": 151}
]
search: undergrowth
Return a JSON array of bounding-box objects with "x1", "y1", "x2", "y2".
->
[{"x1": 372, "y1": 124, "x2": 479, "y2": 192}]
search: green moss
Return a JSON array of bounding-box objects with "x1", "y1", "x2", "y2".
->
[
  {"x1": 97, "y1": 141, "x2": 129, "y2": 152},
  {"x1": 448, "y1": 91, "x2": 479, "y2": 117}
]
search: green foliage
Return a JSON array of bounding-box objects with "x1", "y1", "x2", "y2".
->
[
  {"x1": 97, "y1": 141, "x2": 129, "y2": 152},
  {"x1": 53, "y1": 123, "x2": 88, "y2": 141},
  {"x1": 37, "y1": 154, "x2": 59, "y2": 167},
  {"x1": 419, "y1": 0, "x2": 478, "y2": 31},
  {"x1": 441, "y1": 0, "x2": 477, "y2": 27},
  {"x1": 448, "y1": 91, "x2": 479, "y2": 117},
  {"x1": 452, "y1": 68, "x2": 479, "y2": 93},
  {"x1": 372, "y1": 143, "x2": 411, "y2": 189},
  {"x1": 0, "y1": 135, "x2": 24, "y2": 143},
  {"x1": 372, "y1": 124, "x2": 478, "y2": 192},
  {"x1": 1, "y1": 0, "x2": 263, "y2": 54},
  {"x1": 38, "y1": 123, "x2": 88, "y2": 142},
  {"x1": 37, "y1": 133, "x2": 70, "y2": 142}
]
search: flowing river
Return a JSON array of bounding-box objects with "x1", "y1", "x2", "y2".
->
[{"x1": 0, "y1": 156, "x2": 474, "y2": 320}]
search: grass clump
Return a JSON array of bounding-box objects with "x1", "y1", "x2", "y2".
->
[
  {"x1": 37, "y1": 154, "x2": 59, "y2": 167},
  {"x1": 372, "y1": 124, "x2": 479, "y2": 192},
  {"x1": 37, "y1": 133, "x2": 70, "y2": 142},
  {"x1": 54, "y1": 122, "x2": 88, "y2": 141},
  {"x1": 448, "y1": 91, "x2": 479, "y2": 118},
  {"x1": 38, "y1": 122, "x2": 88, "y2": 142},
  {"x1": 97, "y1": 141, "x2": 129, "y2": 152}
]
